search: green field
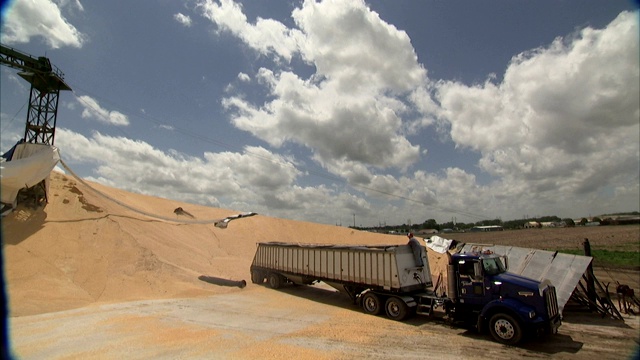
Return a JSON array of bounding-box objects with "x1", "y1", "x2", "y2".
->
[{"x1": 559, "y1": 249, "x2": 640, "y2": 269}]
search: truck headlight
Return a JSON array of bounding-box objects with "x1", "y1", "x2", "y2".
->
[{"x1": 529, "y1": 310, "x2": 536, "y2": 319}]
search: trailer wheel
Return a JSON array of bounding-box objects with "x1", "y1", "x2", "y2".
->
[
  {"x1": 268, "y1": 273, "x2": 283, "y2": 289},
  {"x1": 385, "y1": 297, "x2": 409, "y2": 321},
  {"x1": 251, "y1": 270, "x2": 263, "y2": 284},
  {"x1": 362, "y1": 292, "x2": 382, "y2": 315},
  {"x1": 488, "y1": 313, "x2": 522, "y2": 345}
]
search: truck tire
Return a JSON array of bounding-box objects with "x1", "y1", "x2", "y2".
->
[
  {"x1": 251, "y1": 270, "x2": 263, "y2": 284},
  {"x1": 488, "y1": 313, "x2": 523, "y2": 345},
  {"x1": 268, "y1": 273, "x2": 282, "y2": 289},
  {"x1": 385, "y1": 297, "x2": 409, "y2": 321},
  {"x1": 362, "y1": 292, "x2": 382, "y2": 315}
]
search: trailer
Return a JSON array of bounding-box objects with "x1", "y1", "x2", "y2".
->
[{"x1": 250, "y1": 241, "x2": 561, "y2": 345}]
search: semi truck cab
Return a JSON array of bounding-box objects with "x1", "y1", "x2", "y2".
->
[{"x1": 450, "y1": 252, "x2": 562, "y2": 344}]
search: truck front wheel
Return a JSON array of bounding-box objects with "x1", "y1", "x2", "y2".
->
[
  {"x1": 385, "y1": 297, "x2": 409, "y2": 321},
  {"x1": 488, "y1": 313, "x2": 523, "y2": 345},
  {"x1": 362, "y1": 292, "x2": 382, "y2": 315}
]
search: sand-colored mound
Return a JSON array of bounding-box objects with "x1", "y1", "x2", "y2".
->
[{"x1": 2, "y1": 172, "x2": 404, "y2": 317}]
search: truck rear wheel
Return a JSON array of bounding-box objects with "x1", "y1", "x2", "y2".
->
[
  {"x1": 268, "y1": 273, "x2": 283, "y2": 289},
  {"x1": 489, "y1": 313, "x2": 522, "y2": 345},
  {"x1": 362, "y1": 292, "x2": 382, "y2": 315},
  {"x1": 251, "y1": 270, "x2": 263, "y2": 284},
  {"x1": 385, "y1": 297, "x2": 409, "y2": 321}
]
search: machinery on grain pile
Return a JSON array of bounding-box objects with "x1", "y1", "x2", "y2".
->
[
  {"x1": 1, "y1": 44, "x2": 70, "y2": 211},
  {"x1": 250, "y1": 241, "x2": 561, "y2": 345}
]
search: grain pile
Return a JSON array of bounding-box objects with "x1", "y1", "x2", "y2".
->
[{"x1": 2, "y1": 172, "x2": 405, "y2": 317}]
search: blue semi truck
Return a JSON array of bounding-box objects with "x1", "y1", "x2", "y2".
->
[{"x1": 250, "y1": 241, "x2": 562, "y2": 345}]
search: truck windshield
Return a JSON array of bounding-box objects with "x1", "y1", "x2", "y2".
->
[{"x1": 482, "y1": 257, "x2": 506, "y2": 275}]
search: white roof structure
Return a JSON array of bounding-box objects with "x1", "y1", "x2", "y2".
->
[{"x1": 1, "y1": 143, "x2": 60, "y2": 206}]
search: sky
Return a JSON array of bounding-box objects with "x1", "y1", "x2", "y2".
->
[{"x1": 1, "y1": 0, "x2": 639, "y2": 227}]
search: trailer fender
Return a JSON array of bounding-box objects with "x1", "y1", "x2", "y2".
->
[{"x1": 397, "y1": 295, "x2": 417, "y2": 308}]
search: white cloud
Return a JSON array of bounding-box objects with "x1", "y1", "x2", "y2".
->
[
  {"x1": 201, "y1": 2, "x2": 639, "y2": 223},
  {"x1": 198, "y1": 0, "x2": 303, "y2": 62},
  {"x1": 55, "y1": 128, "x2": 373, "y2": 223},
  {"x1": 224, "y1": 69, "x2": 420, "y2": 170},
  {"x1": 434, "y1": 11, "x2": 639, "y2": 206},
  {"x1": 77, "y1": 95, "x2": 130, "y2": 126},
  {"x1": 204, "y1": 0, "x2": 426, "y2": 180},
  {"x1": 55, "y1": 0, "x2": 84, "y2": 12},
  {"x1": 0, "y1": 0, "x2": 86, "y2": 48},
  {"x1": 174, "y1": 13, "x2": 192, "y2": 27},
  {"x1": 291, "y1": 0, "x2": 426, "y2": 93},
  {"x1": 53, "y1": 0, "x2": 84, "y2": 12},
  {"x1": 2, "y1": 72, "x2": 28, "y2": 92}
]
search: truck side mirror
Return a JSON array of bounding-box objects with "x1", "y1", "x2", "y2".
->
[
  {"x1": 473, "y1": 262, "x2": 483, "y2": 280},
  {"x1": 500, "y1": 256, "x2": 508, "y2": 270}
]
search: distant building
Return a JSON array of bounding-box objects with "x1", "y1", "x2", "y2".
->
[
  {"x1": 524, "y1": 221, "x2": 541, "y2": 229},
  {"x1": 417, "y1": 229, "x2": 438, "y2": 235},
  {"x1": 470, "y1": 225, "x2": 503, "y2": 232},
  {"x1": 541, "y1": 221, "x2": 566, "y2": 228}
]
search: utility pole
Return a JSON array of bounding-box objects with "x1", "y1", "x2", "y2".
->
[{"x1": 583, "y1": 238, "x2": 596, "y2": 311}]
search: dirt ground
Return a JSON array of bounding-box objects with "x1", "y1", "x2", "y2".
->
[
  {"x1": 3, "y1": 172, "x2": 640, "y2": 359},
  {"x1": 8, "y1": 285, "x2": 640, "y2": 360}
]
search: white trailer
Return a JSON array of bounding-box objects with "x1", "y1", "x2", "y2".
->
[{"x1": 250, "y1": 241, "x2": 433, "y2": 320}]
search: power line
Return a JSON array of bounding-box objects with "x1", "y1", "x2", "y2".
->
[
  {"x1": 59, "y1": 158, "x2": 238, "y2": 226},
  {"x1": 0, "y1": 98, "x2": 27, "y2": 135}
]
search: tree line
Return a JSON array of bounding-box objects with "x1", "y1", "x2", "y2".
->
[{"x1": 356, "y1": 211, "x2": 639, "y2": 233}]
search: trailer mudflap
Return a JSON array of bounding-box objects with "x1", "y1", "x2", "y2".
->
[{"x1": 397, "y1": 295, "x2": 417, "y2": 309}]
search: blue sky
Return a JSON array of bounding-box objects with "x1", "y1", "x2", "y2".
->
[{"x1": 1, "y1": 0, "x2": 639, "y2": 227}]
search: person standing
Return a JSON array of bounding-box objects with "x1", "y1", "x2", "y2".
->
[{"x1": 407, "y1": 232, "x2": 424, "y2": 267}]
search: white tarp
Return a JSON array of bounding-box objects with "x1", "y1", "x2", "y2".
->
[
  {"x1": 0, "y1": 143, "x2": 60, "y2": 205},
  {"x1": 460, "y1": 243, "x2": 593, "y2": 314},
  {"x1": 425, "y1": 235, "x2": 453, "y2": 254}
]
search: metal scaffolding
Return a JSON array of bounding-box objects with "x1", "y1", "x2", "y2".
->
[{"x1": 1, "y1": 43, "x2": 71, "y2": 145}]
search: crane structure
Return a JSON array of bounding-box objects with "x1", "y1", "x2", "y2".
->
[{"x1": 0, "y1": 43, "x2": 71, "y2": 145}]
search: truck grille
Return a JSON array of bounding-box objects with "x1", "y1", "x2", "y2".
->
[{"x1": 544, "y1": 286, "x2": 559, "y2": 318}]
